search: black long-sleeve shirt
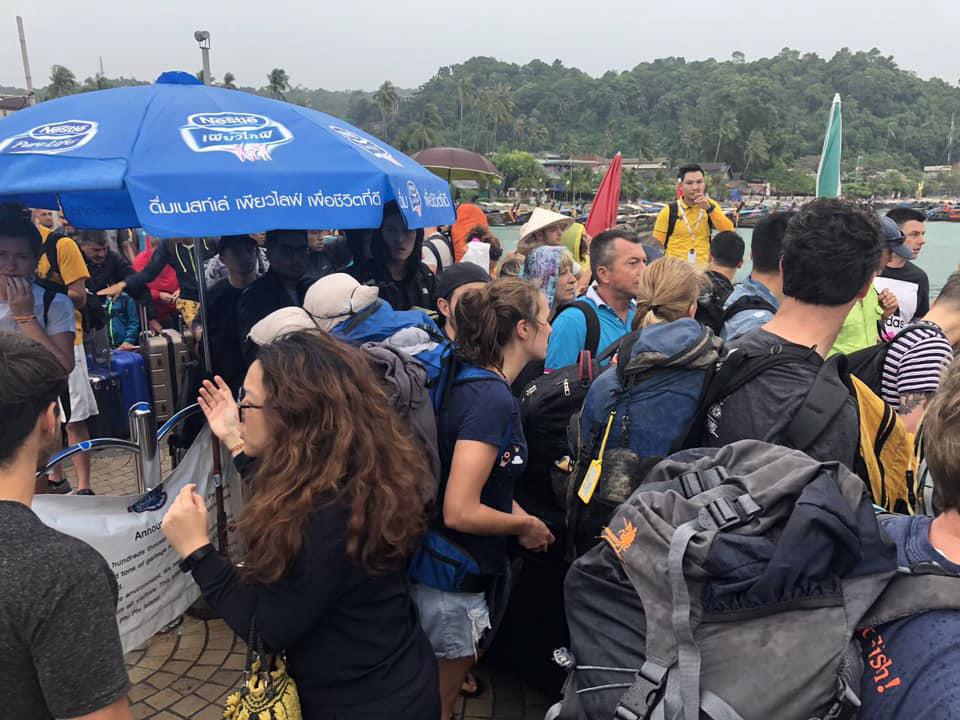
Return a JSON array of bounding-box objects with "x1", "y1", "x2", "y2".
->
[
  {"x1": 123, "y1": 239, "x2": 215, "y2": 303},
  {"x1": 190, "y1": 459, "x2": 439, "y2": 718}
]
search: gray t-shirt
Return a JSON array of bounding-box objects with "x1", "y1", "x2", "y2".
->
[
  {"x1": 0, "y1": 501, "x2": 129, "y2": 719},
  {"x1": 705, "y1": 328, "x2": 860, "y2": 469}
]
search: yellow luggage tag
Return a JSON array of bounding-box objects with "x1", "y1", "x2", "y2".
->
[{"x1": 578, "y1": 410, "x2": 616, "y2": 505}]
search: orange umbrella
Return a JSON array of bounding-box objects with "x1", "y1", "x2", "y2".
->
[{"x1": 585, "y1": 152, "x2": 622, "y2": 238}]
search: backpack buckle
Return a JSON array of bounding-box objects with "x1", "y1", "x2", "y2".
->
[
  {"x1": 678, "y1": 467, "x2": 729, "y2": 498},
  {"x1": 700, "y1": 494, "x2": 761, "y2": 531}
]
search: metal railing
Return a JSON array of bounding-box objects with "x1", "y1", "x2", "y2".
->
[{"x1": 37, "y1": 402, "x2": 204, "y2": 494}]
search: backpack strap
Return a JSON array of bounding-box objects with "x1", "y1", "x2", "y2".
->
[
  {"x1": 556, "y1": 300, "x2": 602, "y2": 357},
  {"x1": 721, "y1": 294, "x2": 777, "y2": 323},
  {"x1": 615, "y1": 329, "x2": 642, "y2": 387},
  {"x1": 858, "y1": 567, "x2": 960, "y2": 630},
  {"x1": 423, "y1": 239, "x2": 445, "y2": 272},
  {"x1": 42, "y1": 229, "x2": 63, "y2": 282},
  {"x1": 665, "y1": 201, "x2": 679, "y2": 248},
  {"x1": 783, "y1": 354, "x2": 851, "y2": 452},
  {"x1": 339, "y1": 299, "x2": 383, "y2": 335}
]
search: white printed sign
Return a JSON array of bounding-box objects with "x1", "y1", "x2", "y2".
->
[{"x1": 34, "y1": 430, "x2": 242, "y2": 652}]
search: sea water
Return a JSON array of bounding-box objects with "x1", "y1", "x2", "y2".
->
[{"x1": 492, "y1": 222, "x2": 960, "y2": 298}]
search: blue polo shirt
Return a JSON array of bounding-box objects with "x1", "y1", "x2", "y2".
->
[
  {"x1": 721, "y1": 276, "x2": 779, "y2": 341},
  {"x1": 545, "y1": 285, "x2": 636, "y2": 370}
]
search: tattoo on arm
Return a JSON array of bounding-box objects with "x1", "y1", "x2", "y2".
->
[{"x1": 898, "y1": 392, "x2": 934, "y2": 416}]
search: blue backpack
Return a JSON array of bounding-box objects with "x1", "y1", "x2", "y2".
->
[
  {"x1": 568, "y1": 319, "x2": 723, "y2": 557},
  {"x1": 331, "y1": 299, "x2": 455, "y2": 410},
  {"x1": 408, "y1": 366, "x2": 515, "y2": 593}
]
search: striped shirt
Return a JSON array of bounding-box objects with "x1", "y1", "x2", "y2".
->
[{"x1": 880, "y1": 321, "x2": 954, "y2": 409}]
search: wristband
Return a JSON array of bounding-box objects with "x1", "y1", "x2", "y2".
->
[
  {"x1": 14, "y1": 315, "x2": 36, "y2": 324},
  {"x1": 178, "y1": 543, "x2": 216, "y2": 573}
]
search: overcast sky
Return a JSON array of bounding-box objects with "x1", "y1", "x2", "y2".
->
[{"x1": 4, "y1": 1, "x2": 959, "y2": 92}]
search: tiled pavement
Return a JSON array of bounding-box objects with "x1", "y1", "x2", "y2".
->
[{"x1": 53, "y1": 448, "x2": 554, "y2": 719}]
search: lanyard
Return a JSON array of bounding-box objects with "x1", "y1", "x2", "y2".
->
[{"x1": 679, "y1": 199, "x2": 706, "y2": 240}]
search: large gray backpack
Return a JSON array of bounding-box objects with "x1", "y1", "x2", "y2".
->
[{"x1": 552, "y1": 440, "x2": 960, "y2": 720}]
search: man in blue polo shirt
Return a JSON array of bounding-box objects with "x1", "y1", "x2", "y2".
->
[{"x1": 545, "y1": 229, "x2": 646, "y2": 370}]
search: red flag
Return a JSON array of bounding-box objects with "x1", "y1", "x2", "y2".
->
[{"x1": 585, "y1": 152, "x2": 622, "y2": 238}]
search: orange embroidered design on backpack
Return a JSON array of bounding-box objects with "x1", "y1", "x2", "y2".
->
[{"x1": 602, "y1": 519, "x2": 637, "y2": 557}]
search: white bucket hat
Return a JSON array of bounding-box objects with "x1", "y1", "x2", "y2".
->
[{"x1": 519, "y1": 207, "x2": 574, "y2": 243}]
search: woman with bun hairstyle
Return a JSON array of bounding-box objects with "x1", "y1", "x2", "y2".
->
[{"x1": 411, "y1": 277, "x2": 556, "y2": 719}]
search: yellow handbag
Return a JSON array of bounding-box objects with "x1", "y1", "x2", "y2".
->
[{"x1": 223, "y1": 621, "x2": 302, "y2": 720}]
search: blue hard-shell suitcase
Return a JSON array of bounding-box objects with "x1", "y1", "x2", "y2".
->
[{"x1": 110, "y1": 350, "x2": 151, "y2": 417}]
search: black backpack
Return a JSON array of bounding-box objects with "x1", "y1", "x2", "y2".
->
[
  {"x1": 694, "y1": 274, "x2": 734, "y2": 335},
  {"x1": 844, "y1": 323, "x2": 938, "y2": 397},
  {"x1": 510, "y1": 300, "x2": 601, "y2": 396},
  {"x1": 38, "y1": 230, "x2": 107, "y2": 333}
]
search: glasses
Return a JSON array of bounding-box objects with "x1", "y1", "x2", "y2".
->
[{"x1": 236, "y1": 388, "x2": 264, "y2": 422}]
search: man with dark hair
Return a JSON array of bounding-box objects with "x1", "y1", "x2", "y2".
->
[
  {"x1": 877, "y1": 271, "x2": 960, "y2": 433},
  {"x1": 720, "y1": 212, "x2": 790, "y2": 340},
  {"x1": 545, "y1": 229, "x2": 646, "y2": 370},
  {"x1": 0, "y1": 333, "x2": 132, "y2": 720},
  {"x1": 206, "y1": 234, "x2": 261, "y2": 391},
  {"x1": 652, "y1": 164, "x2": 734, "y2": 268},
  {"x1": 830, "y1": 217, "x2": 912, "y2": 356},
  {"x1": 878, "y1": 207, "x2": 930, "y2": 334},
  {"x1": 695, "y1": 231, "x2": 744, "y2": 334},
  {"x1": 77, "y1": 230, "x2": 146, "y2": 351},
  {"x1": 705, "y1": 199, "x2": 883, "y2": 467},
  {"x1": 435, "y1": 262, "x2": 492, "y2": 341},
  {"x1": 237, "y1": 229, "x2": 313, "y2": 361},
  {"x1": 855, "y1": 360, "x2": 960, "y2": 717}
]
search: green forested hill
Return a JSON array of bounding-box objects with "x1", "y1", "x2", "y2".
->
[
  {"x1": 365, "y1": 49, "x2": 960, "y2": 176},
  {"x1": 21, "y1": 47, "x2": 960, "y2": 176}
]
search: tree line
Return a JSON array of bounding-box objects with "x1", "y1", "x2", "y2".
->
[{"x1": 30, "y1": 48, "x2": 960, "y2": 196}]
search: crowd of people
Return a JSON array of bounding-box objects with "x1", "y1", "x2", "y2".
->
[{"x1": 3, "y1": 160, "x2": 960, "y2": 719}]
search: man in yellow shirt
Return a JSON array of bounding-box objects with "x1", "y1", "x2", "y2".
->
[
  {"x1": 33, "y1": 213, "x2": 99, "y2": 495},
  {"x1": 652, "y1": 164, "x2": 734, "y2": 268}
]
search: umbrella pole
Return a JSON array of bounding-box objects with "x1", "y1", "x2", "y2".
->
[{"x1": 192, "y1": 238, "x2": 229, "y2": 555}]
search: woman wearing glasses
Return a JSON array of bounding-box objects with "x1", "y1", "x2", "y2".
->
[{"x1": 160, "y1": 331, "x2": 440, "y2": 719}]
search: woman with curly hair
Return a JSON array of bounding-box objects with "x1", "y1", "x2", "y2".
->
[{"x1": 161, "y1": 330, "x2": 439, "y2": 719}]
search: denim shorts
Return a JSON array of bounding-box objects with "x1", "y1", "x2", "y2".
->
[{"x1": 411, "y1": 583, "x2": 491, "y2": 660}]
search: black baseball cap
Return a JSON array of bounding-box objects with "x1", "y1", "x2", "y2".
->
[{"x1": 436, "y1": 262, "x2": 492, "y2": 301}]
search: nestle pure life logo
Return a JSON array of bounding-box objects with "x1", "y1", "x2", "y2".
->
[
  {"x1": 180, "y1": 112, "x2": 293, "y2": 162},
  {"x1": 406, "y1": 181, "x2": 423, "y2": 217},
  {"x1": 0, "y1": 119, "x2": 98, "y2": 155},
  {"x1": 329, "y1": 125, "x2": 403, "y2": 167}
]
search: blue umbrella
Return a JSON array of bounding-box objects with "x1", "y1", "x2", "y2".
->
[{"x1": 0, "y1": 71, "x2": 455, "y2": 236}]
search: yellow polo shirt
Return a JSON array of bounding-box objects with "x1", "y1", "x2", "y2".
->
[
  {"x1": 653, "y1": 197, "x2": 734, "y2": 268},
  {"x1": 35, "y1": 225, "x2": 90, "y2": 345}
]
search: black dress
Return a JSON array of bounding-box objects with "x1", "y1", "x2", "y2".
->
[{"x1": 191, "y1": 458, "x2": 440, "y2": 719}]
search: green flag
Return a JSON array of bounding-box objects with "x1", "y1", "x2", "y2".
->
[{"x1": 816, "y1": 93, "x2": 842, "y2": 198}]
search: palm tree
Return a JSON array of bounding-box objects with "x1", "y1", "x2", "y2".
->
[
  {"x1": 456, "y1": 77, "x2": 475, "y2": 146},
  {"x1": 743, "y1": 129, "x2": 770, "y2": 176},
  {"x1": 513, "y1": 115, "x2": 527, "y2": 149},
  {"x1": 487, "y1": 83, "x2": 515, "y2": 152},
  {"x1": 222, "y1": 72, "x2": 237, "y2": 90},
  {"x1": 714, "y1": 111, "x2": 740, "y2": 162},
  {"x1": 267, "y1": 68, "x2": 290, "y2": 100},
  {"x1": 401, "y1": 122, "x2": 441, "y2": 153},
  {"x1": 373, "y1": 81, "x2": 400, "y2": 137},
  {"x1": 48, "y1": 65, "x2": 78, "y2": 98}
]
